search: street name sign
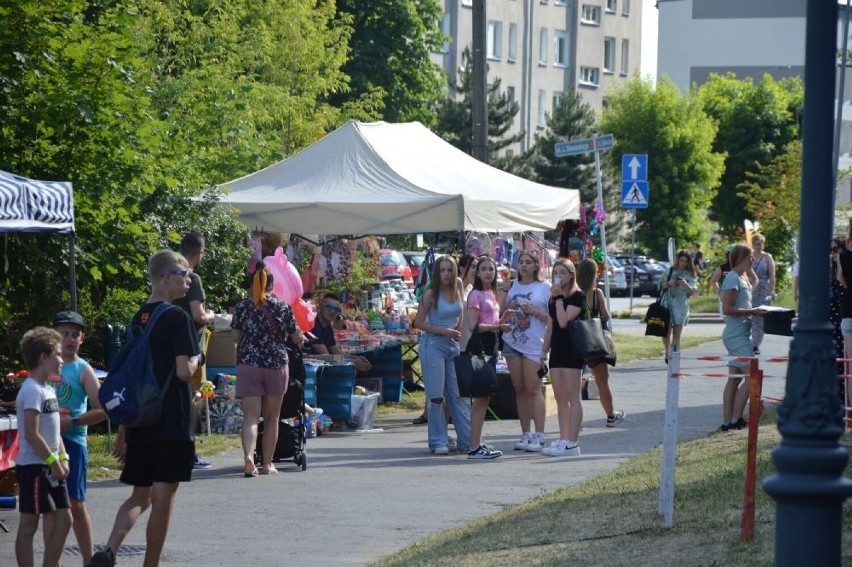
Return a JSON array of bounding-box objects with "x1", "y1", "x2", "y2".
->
[{"x1": 554, "y1": 134, "x2": 614, "y2": 157}]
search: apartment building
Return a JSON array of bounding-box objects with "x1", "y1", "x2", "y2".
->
[
  {"x1": 657, "y1": 0, "x2": 852, "y2": 204},
  {"x1": 432, "y1": 0, "x2": 642, "y2": 154}
]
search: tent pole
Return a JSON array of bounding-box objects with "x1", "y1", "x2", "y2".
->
[{"x1": 69, "y1": 232, "x2": 77, "y2": 311}]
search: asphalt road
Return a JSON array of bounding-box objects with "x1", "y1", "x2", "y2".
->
[{"x1": 12, "y1": 327, "x2": 792, "y2": 566}]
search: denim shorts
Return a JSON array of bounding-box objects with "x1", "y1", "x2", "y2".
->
[
  {"x1": 842, "y1": 318, "x2": 852, "y2": 337},
  {"x1": 502, "y1": 342, "x2": 522, "y2": 359}
]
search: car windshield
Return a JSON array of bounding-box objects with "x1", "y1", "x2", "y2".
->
[
  {"x1": 381, "y1": 252, "x2": 405, "y2": 266},
  {"x1": 407, "y1": 254, "x2": 425, "y2": 267}
]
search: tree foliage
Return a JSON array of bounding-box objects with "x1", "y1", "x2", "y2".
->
[
  {"x1": 433, "y1": 48, "x2": 524, "y2": 171},
  {"x1": 331, "y1": 0, "x2": 445, "y2": 125},
  {"x1": 696, "y1": 73, "x2": 802, "y2": 235},
  {"x1": 600, "y1": 77, "x2": 725, "y2": 259}
]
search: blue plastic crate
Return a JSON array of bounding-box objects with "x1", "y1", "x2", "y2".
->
[
  {"x1": 302, "y1": 362, "x2": 319, "y2": 407},
  {"x1": 314, "y1": 363, "x2": 357, "y2": 421}
]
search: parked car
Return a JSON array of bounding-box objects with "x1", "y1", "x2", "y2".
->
[
  {"x1": 378, "y1": 249, "x2": 413, "y2": 286},
  {"x1": 598, "y1": 256, "x2": 631, "y2": 297},
  {"x1": 401, "y1": 251, "x2": 427, "y2": 284},
  {"x1": 614, "y1": 255, "x2": 660, "y2": 297}
]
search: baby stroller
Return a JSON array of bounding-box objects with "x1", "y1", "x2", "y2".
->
[{"x1": 255, "y1": 342, "x2": 308, "y2": 471}]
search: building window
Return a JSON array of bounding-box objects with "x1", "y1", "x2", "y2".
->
[
  {"x1": 554, "y1": 31, "x2": 569, "y2": 67},
  {"x1": 621, "y1": 39, "x2": 629, "y2": 75},
  {"x1": 487, "y1": 21, "x2": 503, "y2": 60},
  {"x1": 539, "y1": 28, "x2": 548, "y2": 65},
  {"x1": 604, "y1": 37, "x2": 615, "y2": 73},
  {"x1": 622, "y1": 0, "x2": 630, "y2": 15},
  {"x1": 462, "y1": 0, "x2": 473, "y2": 6},
  {"x1": 507, "y1": 86, "x2": 516, "y2": 104},
  {"x1": 580, "y1": 66, "x2": 600, "y2": 86},
  {"x1": 440, "y1": 13, "x2": 451, "y2": 54},
  {"x1": 606, "y1": 0, "x2": 616, "y2": 13},
  {"x1": 581, "y1": 5, "x2": 602, "y2": 25},
  {"x1": 508, "y1": 23, "x2": 518, "y2": 61},
  {"x1": 538, "y1": 89, "x2": 547, "y2": 127},
  {"x1": 552, "y1": 91, "x2": 563, "y2": 111},
  {"x1": 555, "y1": 0, "x2": 568, "y2": 5}
]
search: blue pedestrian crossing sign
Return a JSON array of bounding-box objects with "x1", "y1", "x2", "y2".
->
[
  {"x1": 621, "y1": 154, "x2": 648, "y2": 208},
  {"x1": 621, "y1": 181, "x2": 649, "y2": 208}
]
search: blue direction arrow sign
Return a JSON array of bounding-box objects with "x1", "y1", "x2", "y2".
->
[
  {"x1": 621, "y1": 181, "x2": 649, "y2": 208},
  {"x1": 621, "y1": 154, "x2": 648, "y2": 181},
  {"x1": 554, "y1": 134, "x2": 614, "y2": 157}
]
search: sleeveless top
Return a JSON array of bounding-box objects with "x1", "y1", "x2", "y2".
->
[
  {"x1": 56, "y1": 358, "x2": 90, "y2": 445},
  {"x1": 427, "y1": 291, "x2": 462, "y2": 330}
]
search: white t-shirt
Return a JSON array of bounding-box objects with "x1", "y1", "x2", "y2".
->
[
  {"x1": 16, "y1": 377, "x2": 61, "y2": 466},
  {"x1": 502, "y1": 280, "x2": 551, "y2": 360}
]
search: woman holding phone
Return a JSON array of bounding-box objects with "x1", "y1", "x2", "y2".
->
[{"x1": 659, "y1": 250, "x2": 699, "y2": 363}]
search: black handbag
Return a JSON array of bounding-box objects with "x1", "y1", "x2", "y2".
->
[
  {"x1": 568, "y1": 306, "x2": 610, "y2": 359},
  {"x1": 644, "y1": 269, "x2": 672, "y2": 337},
  {"x1": 454, "y1": 326, "x2": 498, "y2": 398}
]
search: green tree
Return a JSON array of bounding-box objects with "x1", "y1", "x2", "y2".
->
[
  {"x1": 600, "y1": 77, "x2": 725, "y2": 259},
  {"x1": 331, "y1": 0, "x2": 446, "y2": 124},
  {"x1": 433, "y1": 48, "x2": 524, "y2": 171},
  {"x1": 696, "y1": 73, "x2": 802, "y2": 235},
  {"x1": 526, "y1": 91, "x2": 597, "y2": 203},
  {"x1": 738, "y1": 139, "x2": 801, "y2": 275}
]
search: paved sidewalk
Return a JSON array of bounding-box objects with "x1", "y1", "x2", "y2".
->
[{"x1": 16, "y1": 332, "x2": 792, "y2": 566}]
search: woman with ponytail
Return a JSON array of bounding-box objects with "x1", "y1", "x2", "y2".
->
[{"x1": 231, "y1": 261, "x2": 304, "y2": 476}]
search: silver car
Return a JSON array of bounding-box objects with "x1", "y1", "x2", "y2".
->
[{"x1": 598, "y1": 256, "x2": 631, "y2": 297}]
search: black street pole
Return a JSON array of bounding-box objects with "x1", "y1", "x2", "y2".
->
[
  {"x1": 471, "y1": 0, "x2": 488, "y2": 164},
  {"x1": 763, "y1": 1, "x2": 852, "y2": 565}
]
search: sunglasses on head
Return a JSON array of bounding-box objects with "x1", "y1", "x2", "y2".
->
[
  {"x1": 323, "y1": 304, "x2": 342, "y2": 313},
  {"x1": 164, "y1": 268, "x2": 191, "y2": 278}
]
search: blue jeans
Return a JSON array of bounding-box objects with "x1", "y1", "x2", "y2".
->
[{"x1": 419, "y1": 333, "x2": 471, "y2": 452}]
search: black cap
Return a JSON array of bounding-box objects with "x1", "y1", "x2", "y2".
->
[{"x1": 53, "y1": 310, "x2": 85, "y2": 328}]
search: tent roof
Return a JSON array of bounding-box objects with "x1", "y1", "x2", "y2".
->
[
  {"x1": 218, "y1": 120, "x2": 579, "y2": 235},
  {"x1": 0, "y1": 170, "x2": 75, "y2": 233}
]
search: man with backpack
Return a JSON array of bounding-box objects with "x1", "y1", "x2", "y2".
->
[{"x1": 90, "y1": 250, "x2": 200, "y2": 567}]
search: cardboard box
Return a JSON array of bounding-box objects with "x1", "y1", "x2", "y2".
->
[{"x1": 207, "y1": 330, "x2": 238, "y2": 367}]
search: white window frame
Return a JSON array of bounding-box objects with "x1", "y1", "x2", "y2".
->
[
  {"x1": 539, "y1": 28, "x2": 548, "y2": 65},
  {"x1": 554, "y1": 30, "x2": 569, "y2": 67},
  {"x1": 581, "y1": 5, "x2": 602, "y2": 25},
  {"x1": 622, "y1": 0, "x2": 630, "y2": 15},
  {"x1": 606, "y1": 0, "x2": 616, "y2": 14},
  {"x1": 487, "y1": 21, "x2": 503, "y2": 60},
  {"x1": 579, "y1": 66, "x2": 600, "y2": 87},
  {"x1": 440, "y1": 13, "x2": 451, "y2": 54},
  {"x1": 507, "y1": 86, "x2": 516, "y2": 105},
  {"x1": 552, "y1": 91, "x2": 563, "y2": 112},
  {"x1": 603, "y1": 36, "x2": 616, "y2": 74},
  {"x1": 537, "y1": 89, "x2": 547, "y2": 127},
  {"x1": 462, "y1": 0, "x2": 473, "y2": 6},
  {"x1": 620, "y1": 39, "x2": 629, "y2": 75},
  {"x1": 555, "y1": 0, "x2": 568, "y2": 5},
  {"x1": 508, "y1": 23, "x2": 518, "y2": 62}
]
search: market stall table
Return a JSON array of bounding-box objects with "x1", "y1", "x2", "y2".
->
[{"x1": 0, "y1": 415, "x2": 18, "y2": 533}]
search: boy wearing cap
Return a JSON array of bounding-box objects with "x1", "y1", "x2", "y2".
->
[
  {"x1": 15, "y1": 327, "x2": 72, "y2": 567},
  {"x1": 50, "y1": 310, "x2": 106, "y2": 565}
]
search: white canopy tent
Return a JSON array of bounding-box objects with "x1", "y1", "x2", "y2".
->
[
  {"x1": 0, "y1": 170, "x2": 77, "y2": 309},
  {"x1": 218, "y1": 120, "x2": 579, "y2": 235}
]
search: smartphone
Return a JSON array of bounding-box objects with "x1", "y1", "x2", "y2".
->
[{"x1": 537, "y1": 364, "x2": 549, "y2": 379}]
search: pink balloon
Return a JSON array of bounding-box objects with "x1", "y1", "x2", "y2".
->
[{"x1": 262, "y1": 247, "x2": 303, "y2": 305}]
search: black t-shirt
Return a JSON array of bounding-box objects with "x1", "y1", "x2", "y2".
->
[
  {"x1": 840, "y1": 250, "x2": 852, "y2": 317},
  {"x1": 309, "y1": 318, "x2": 337, "y2": 352},
  {"x1": 126, "y1": 302, "x2": 200, "y2": 444},
  {"x1": 548, "y1": 290, "x2": 586, "y2": 347},
  {"x1": 172, "y1": 272, "x2": 207, "y2": 339}
]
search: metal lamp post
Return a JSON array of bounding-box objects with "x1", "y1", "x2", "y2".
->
[{"x1": 762, "y1": 1, "x2": 852, "y2": 565}]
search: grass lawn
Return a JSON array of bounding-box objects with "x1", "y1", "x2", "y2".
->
[{"x1": 370, "y1": 407, "x2": 852, "y2": 566}]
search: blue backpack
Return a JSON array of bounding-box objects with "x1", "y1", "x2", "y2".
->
[{"x1": 98, "y1": 303, "x2": 178, "y2": 428}]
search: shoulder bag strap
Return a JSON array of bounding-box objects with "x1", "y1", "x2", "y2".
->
[{"x1": 144, "y1": 303, "x2": 178, "y2": 399}]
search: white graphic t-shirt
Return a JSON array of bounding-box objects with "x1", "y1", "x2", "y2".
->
[{"x1": 502, "y1": 280, "x2": 551, "y2": 360}]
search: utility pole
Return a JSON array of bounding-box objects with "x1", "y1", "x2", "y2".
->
[
  {"x1": 471, "y1": 0, "x2": 488, "y2": 164},
  {"x1": 763, "y1": 2, "x2": 852, "y2": 564}
]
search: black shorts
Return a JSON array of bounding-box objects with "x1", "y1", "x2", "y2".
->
[
  {"x1": 549, "y1": 349, "x2": 585, "y2": 370},
  {"x1": 16, "y1": 464, "x2": 70, "y2": 515},
  {"x1": 120, "y1": 441, "x2": 195, "y2": 487}
]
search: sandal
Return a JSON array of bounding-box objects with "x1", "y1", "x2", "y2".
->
[
  {"x1": 244, "y1": 460, "x2": 259, "y2": 478},
  {"x1": 259, "y1": 465, "x2": 279, "y2": 475},
  {"x1": 412, "y1": 414, "x2": 428, "y2": 425}
]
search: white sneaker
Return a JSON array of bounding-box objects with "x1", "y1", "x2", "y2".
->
[
  {"x1": 514, "y1": 433, "x2": 532, "y2": 451},
  {"x1": 447, "y1": 436, "x2": 458, "y2": 453},
  {"x1": 432, "y1": 446, "x2": 449, "y2": 455},
  {"x1": 525, "y1": 432, "x2": 546, "y2": 452},
  {"x1": 547, "y1": 440, "x2": 580, "y2": 457},
  {"x1": 541, "y1": 440, "x2": 561, "y2": 456}
]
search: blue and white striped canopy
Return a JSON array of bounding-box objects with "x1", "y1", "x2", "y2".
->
[{"x1": 0, "y1": 169, "x2": 74, "y2": 233}]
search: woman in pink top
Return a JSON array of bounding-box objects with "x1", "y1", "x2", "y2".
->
[{"x1": 465, "y1": 256, "x2": 511, "y2": 459}]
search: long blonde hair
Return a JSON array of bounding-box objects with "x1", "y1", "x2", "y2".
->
[{"x1": 428, "y1": 255, "x2": 461, "y2": 303}]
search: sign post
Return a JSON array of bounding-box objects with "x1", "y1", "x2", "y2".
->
[
  {"x1": 555, "y1": 134, "x2": 615, "y2": 310},
  {"x1": 621, "y1": 154, "x2": 649, "y2": 310}
]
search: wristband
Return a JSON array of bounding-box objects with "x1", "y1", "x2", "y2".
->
[
  {"x1": 59, "y1": 453, "x2": 70, "y2": 462},
  {"x1": 44, "y1": 453, "x2": 58, "y2": 466}
]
